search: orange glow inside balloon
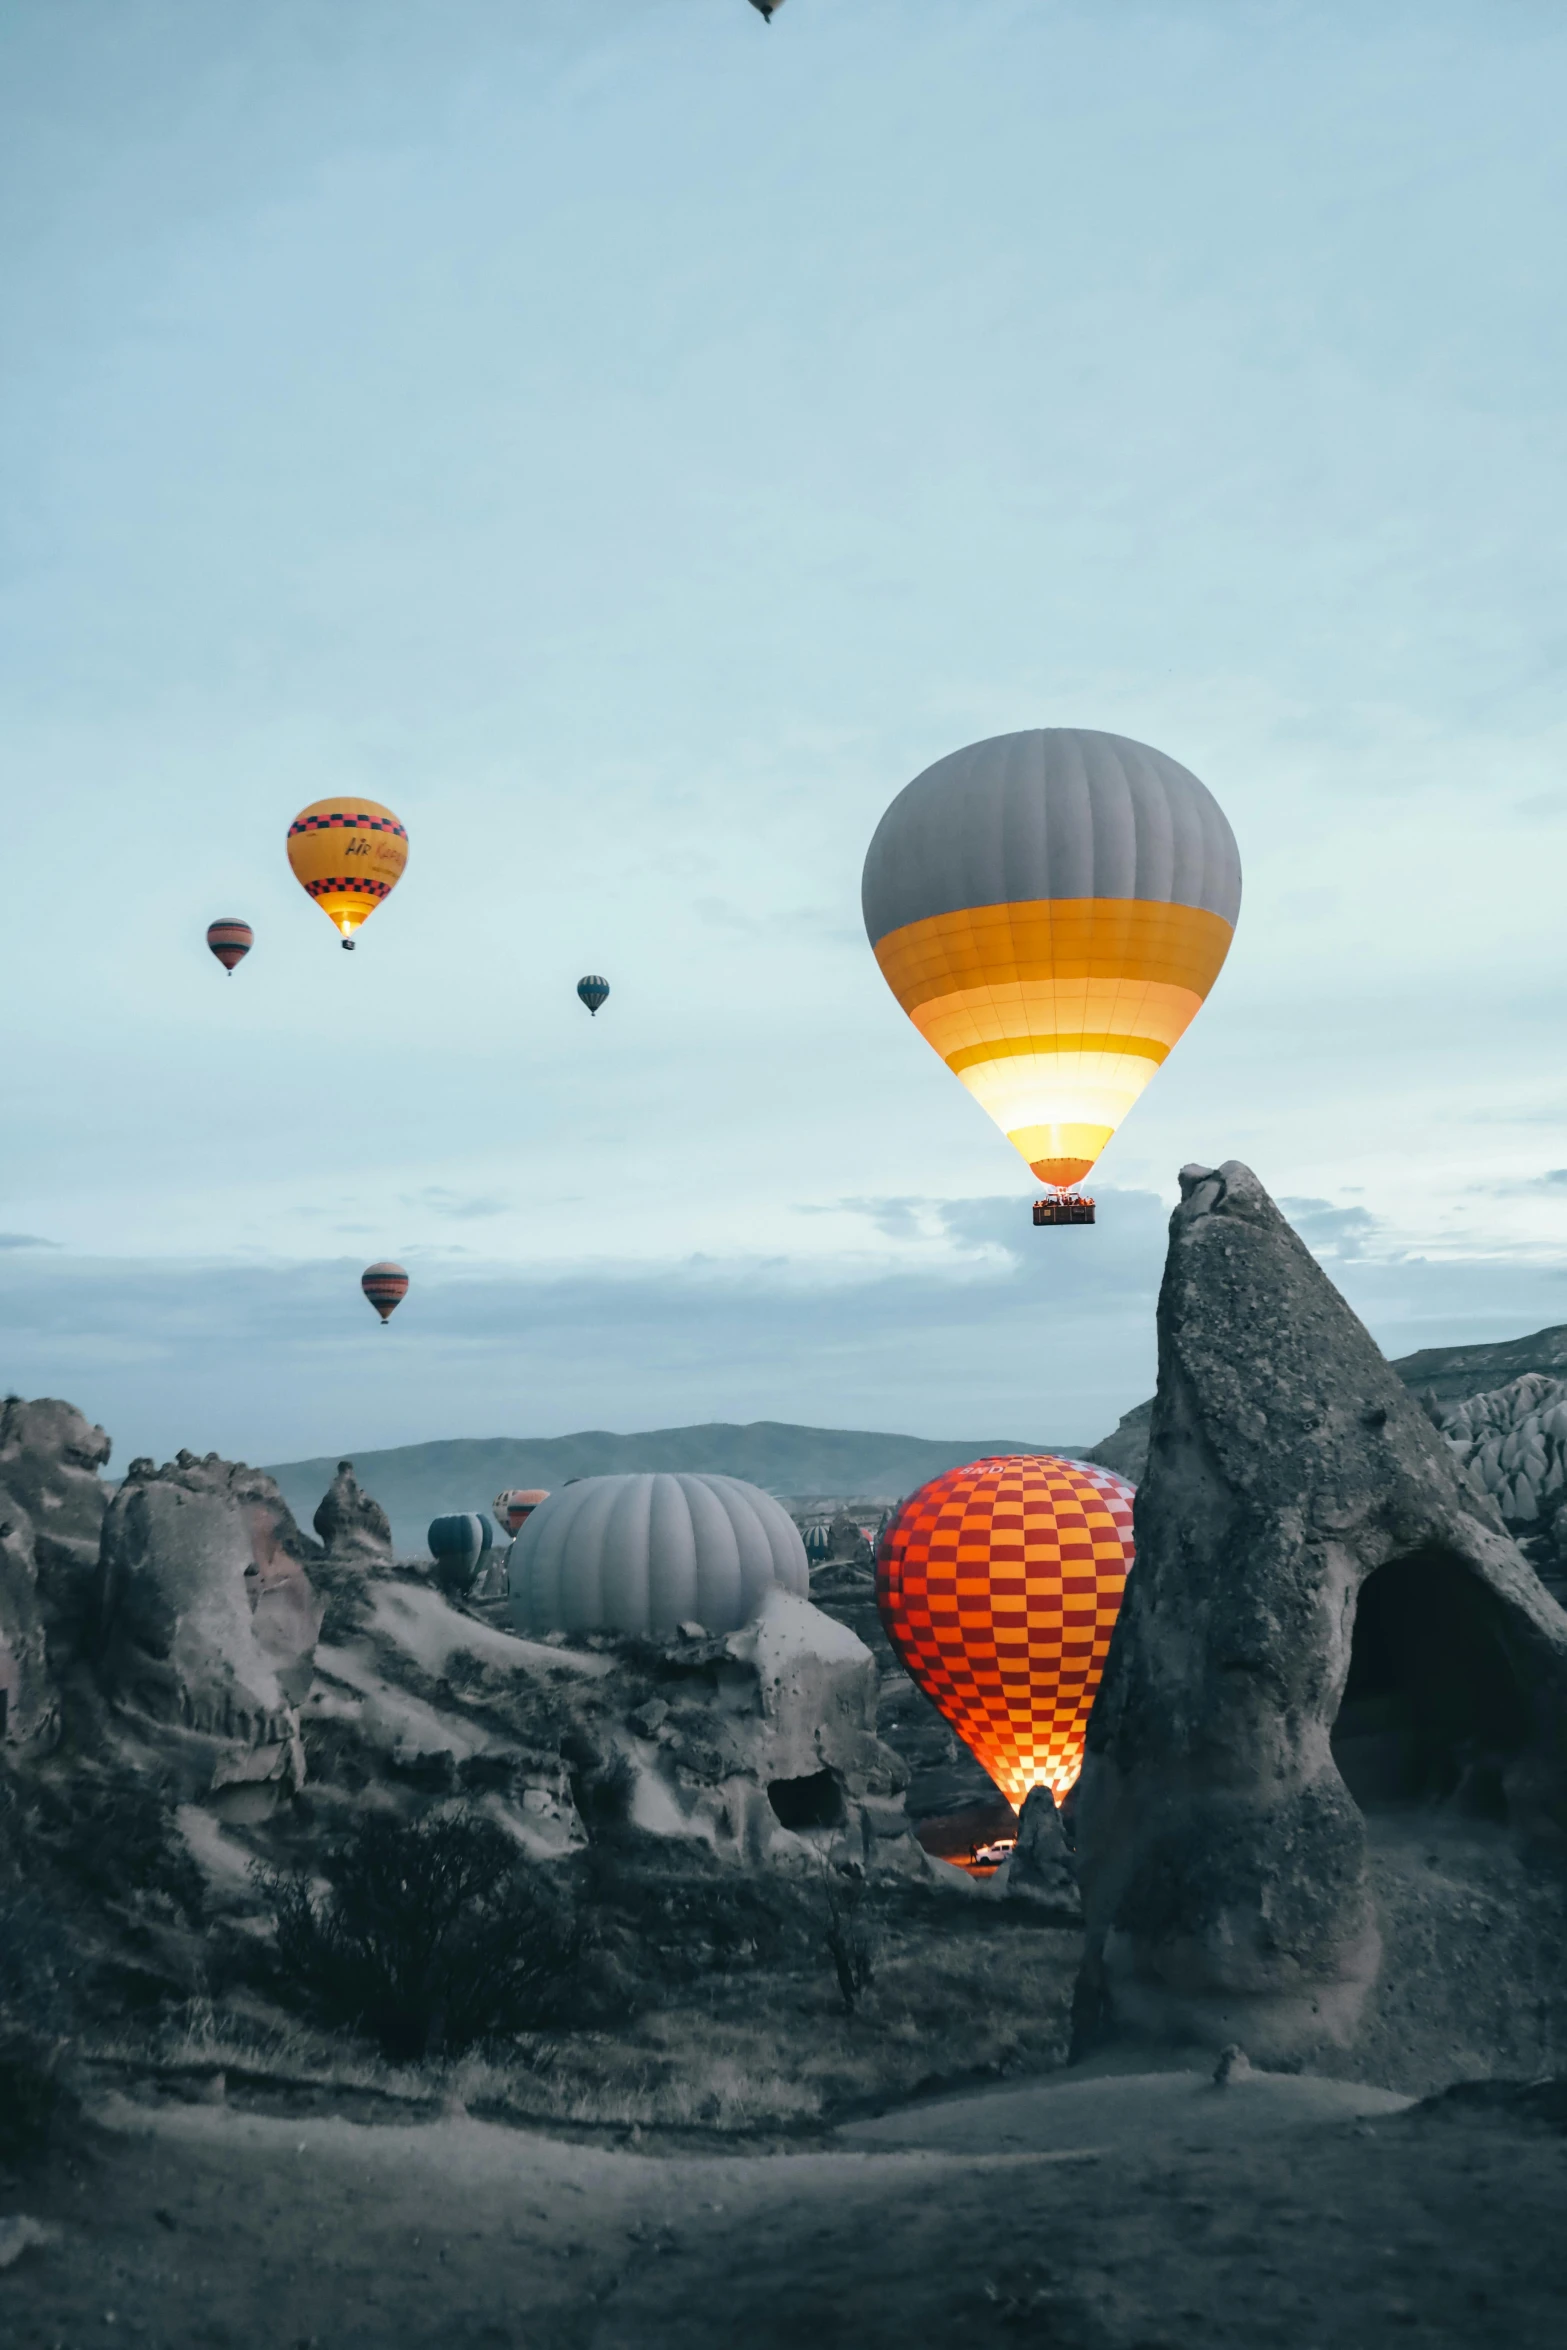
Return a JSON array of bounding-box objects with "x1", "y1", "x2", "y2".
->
[{"x1": 876, "y1": 1455, "x2": 1134, "y2": 1808}]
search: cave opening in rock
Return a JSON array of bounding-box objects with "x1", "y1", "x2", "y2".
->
[
  {"x1": 1331, "y1": 1552, "x2": 1527, "y2": 1818},
  {"x1": 767, "y1": 1768, "x2": 845, "y2": 1831}
]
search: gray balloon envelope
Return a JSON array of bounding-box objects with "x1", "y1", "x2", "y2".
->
[{"x1": 509, "y1": 1472, "x2": 808, "y2": 1637}]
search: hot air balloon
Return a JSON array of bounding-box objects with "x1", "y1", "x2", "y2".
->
[
  {"x1": 861, "y1": 730, "x2": 1240, "y2": 1213},
  {"x1": 361, "y1": 1261, "x2": 409, "y2": 1324},
  {"x1": 205, "y1": 920, "x2": 254, "y2": 975},
  {"x1": 428, "y1": 1511, "x2": 493, "y2": 1596},
  {"x1": 287, "y1": 798, "x2": 408, "y2": 950},
  {"x1": 494, "y1": 1487, "x2": 549, "y2": 1537},
  {"x1": 749, "y1": 0, "x2": 786, "y2": 18},
  {"x1": 875, "y1": 1454, "x2": 1135, "y2": 1809},
  {"x1": 577, "y1": 975, "x2": 610, "y2": 1016},
  {"x1": 510, "y1": 1472, "x2": 807, "y2": 1638}
]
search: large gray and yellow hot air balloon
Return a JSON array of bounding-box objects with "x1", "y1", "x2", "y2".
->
[{"x1": 861, "y1": 729, "x2": 1241, "y2": 1193}]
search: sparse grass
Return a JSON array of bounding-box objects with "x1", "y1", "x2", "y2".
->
[{"x1": 68, "y1": 1874, "x2": 1080, "y2": 2139}]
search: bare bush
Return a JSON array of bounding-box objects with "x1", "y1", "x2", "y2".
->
[
  {"x1": 820, "y1": 1855, "x2": 878, "y2": 2015},
  {"x1": 258, "y1": 1809, "x2": 580, "y2": 2061}
]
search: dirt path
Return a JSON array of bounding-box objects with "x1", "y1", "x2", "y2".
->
[{"x1": 3, "y1": 2072, "x2": 1564, "y2": 2349}]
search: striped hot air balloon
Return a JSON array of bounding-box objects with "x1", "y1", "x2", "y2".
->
[
  {"x1": 287, "y1": 799, "x2": 408, "y2": 949},
  {"x1": 494, "y1": 1488, "x2": 548, "y2": 1537},
  {"x1": 205, "y1": 920, "x2": 254, "y2": 974},
  {"x1": 875, "y1": 1454, "x2": 1136, "y2": 1808},
  {"x1": 577, "y1": 975, "x2": 610, "y2": 1016},
  {"x1": 361, "y1": 1262, "x2": 409, "y2": 1324},
  {"x1": 862, "y1": 730, "x2": 1241, "y2": 1195}
]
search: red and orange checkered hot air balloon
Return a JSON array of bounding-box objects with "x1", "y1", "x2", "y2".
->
[{"x1": 876, "y1": 1455, "x2": 1135, "y2": 1808}]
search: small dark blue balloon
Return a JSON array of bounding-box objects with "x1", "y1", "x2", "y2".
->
[
  {"x1": 577, "y1": 975, "x2": 610, "y2": 1016},
  {"x1": 428, "y1": 1511, "x2": 493, "y2": 1594}
]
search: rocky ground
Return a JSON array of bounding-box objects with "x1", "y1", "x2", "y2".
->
[{"x1": 2, "y1": 2065, "x2": 1564, "y2": 2348}]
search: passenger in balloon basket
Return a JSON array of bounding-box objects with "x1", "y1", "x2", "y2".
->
[{"x1": 1033, "y1": 1192, "x2": 1095, "y2": 1226}]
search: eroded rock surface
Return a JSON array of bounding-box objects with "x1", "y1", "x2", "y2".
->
[
  {"x1": 0, "y1": 1394, "x2": 111, "y2": 1649},
  {"x1": 313, "y1": 1460, "x2": 393, "y2": 1566},
  {"x1": 94, "y1": 1452, "x2": 324, "y2": 1807},
  {"x1": 1431, "y1": 1374, "x2": 1567, "y2": 1600},
  {"x1": 997, "y1": 1785, "x2": 1080, "y2": 1919},
  {"x1": 289, "y1": 1571, "x2": 921, "y2": 1876},
  {"x1": 0, "y1": 1505, "x2": 58, "y2": 1754},
  {"x1": 1074, "y1": 1160, "x2": 1567, "y2": 2069}
]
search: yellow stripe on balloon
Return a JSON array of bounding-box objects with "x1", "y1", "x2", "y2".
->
[
  {"x1": 873, "y1": 898, "x2": 1235, "y2": 1008},
  {"x1": 945, "y1": 1032, "x2": 1172, "y2": 1073},
  {"x1": 873, "y1": 897, "x2": 1234, "y2": 1185}
]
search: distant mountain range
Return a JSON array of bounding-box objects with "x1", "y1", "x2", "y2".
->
[
  {"x1": 265, "y1": 1420, "x2": 1072, "y2": 1557},
  {"x1": 1389, "y1": 1321, "x2": 1567, "y2": 1403},
  {"x1": 268, "y1": 1322, "x2": 1567, "y2": 1558}
]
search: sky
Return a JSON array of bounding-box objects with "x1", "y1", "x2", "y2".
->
[{"x1": 3, "y1": 0, "x2": 1567, "y2": 1468}]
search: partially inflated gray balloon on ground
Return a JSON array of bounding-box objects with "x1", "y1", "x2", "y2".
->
[{"x1": 508, "y1": 1472, "x2": 808, "y2": 1637}]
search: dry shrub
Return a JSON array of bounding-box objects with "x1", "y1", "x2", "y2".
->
[
  {"x1": 820, "y1": 1856, "x2": 878, "y2": 2015},
  {"x1": 258, "y1": 1809, "x2": 581, "y2": 2061}
]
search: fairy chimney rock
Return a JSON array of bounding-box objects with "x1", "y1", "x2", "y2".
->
[
  {"x1": 312, "y1": 1459, "x2": 393, "y2": 1565},
  {"x1": 1073, "y1": 1161, "x2": 1567, "y2": 2069}
]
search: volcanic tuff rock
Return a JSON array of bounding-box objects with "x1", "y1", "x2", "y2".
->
[
  {"x1": 0, "y1": 1394, "x2": 111, "y2": 1653},
  {"x1": 312, "y1": 1459, "x2": 393, "y2": 1566},
  {"x1": 995, "y1": 1785, "x2": 1080, "y2": 1919},
  {"x1": 1073, "y1": 1161, "x2": 1567, "y2": 2069},
  {"x1": 0, "y1": 1505, "x2": 57, "y2": 1755},
  {"x1": 1430, "y1": 1374, "x2": 1567, "y2": 1598},
  {"x1": 94, "y1": 1451, "x2": 325, "y2": 1809}
]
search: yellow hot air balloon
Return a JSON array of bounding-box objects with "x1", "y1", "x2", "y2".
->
[
  {"x1": 862, "y1": 729, "x2": 1241, "y2": 1193},
  {"x1": 286, "y1": 798, "x2": 409, "y2": 950}
]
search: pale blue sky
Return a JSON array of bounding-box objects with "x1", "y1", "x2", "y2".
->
[{"x1": 3, "y1": 0, "x2": 1566, "y2": 1465}]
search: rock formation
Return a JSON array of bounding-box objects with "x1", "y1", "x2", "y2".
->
[
  {"x1": 996, "y1": 1785, "x2": 1080, "y2": 1918},
  {"x1": 1074, "y1": 1161, "x2": 1567, "y2": 2068},
  {"x1": 313, "y1": 1460, "x2": 393, "y2": 1566},
  {"x1": 0, "y1": 1507, "x2": 58, "y2": 1755},
  {"x1": 0, "y1": 1394, "x2": 111, "y2": 1651},
  {"x1": 825, "y1": 1508, "x2": 873, "y2": 1565},
  {"x1": 1085, "y1": 1398, "x2": 1152, "y2": 1484},
  {"x1": 94, "y1": 1451, "x2": 324, "y2": 1810},
  {"x1": 1430, "y1": 1375, "x2": 1567, "y2": 1598},
  {"x1": 299, "y1": 1573, "x2": 920, "y2": 1874}
]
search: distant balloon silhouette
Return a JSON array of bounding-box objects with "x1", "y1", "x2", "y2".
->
[
  {"x1": 876, "y1": 1454, "x2": 1135, "y2": 1808},
  {"x1": 287, "y1": 798, "x2": 408, "y2": 950},
  {"x1": 361, "y1": 1262, "x2": 409, "y2": 1325},
  {"x1": 577, "y1": 975, "x2": 610, "y2": 1016},
  {"x1": 205, "y1": 920, "x2": 253, "y2": 975},
  {"x1": 749, "y1": 0, "x2": 786, "y2": 18}
]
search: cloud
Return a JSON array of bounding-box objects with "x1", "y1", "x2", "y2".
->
[
  {"x1": 0, "y1": 1233, "x2": 59, "y2": 1250},
  {"x1": 1277, "y1": 1198, "x2": 1384, "y2": 1260},
  {"x1": 2, "y1": 1184, "x2": 1565, "y2": 1473},
  {"x1": 402, "y1": 1189, "x2": 512, "y2": 1221}
]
